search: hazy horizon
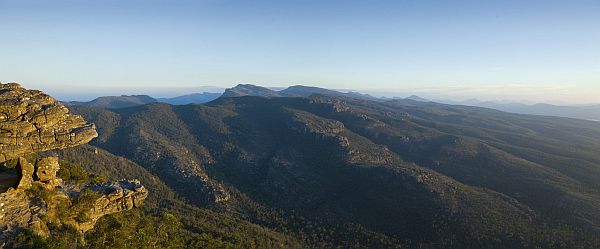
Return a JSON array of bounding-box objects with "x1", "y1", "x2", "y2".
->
[
  {"x1": 6, "y1": 81, "x2": 596, "y2": 106},
  {"x1": 2, "y1": 0, "x2": 599, "y2": 104}
]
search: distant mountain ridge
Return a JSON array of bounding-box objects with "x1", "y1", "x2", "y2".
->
[
  {"x1": 405, "y1": 95, "x2": 430, "y2": 102},
  {"x1": 221, "y1": 84, "x2": 283, "y2": 97},
  {"x1": 156, "y1": 92, "x2": 222, "y2": 105},
  {"x1": 437, "y1": 98, "x2": 600, "y2": 121},
  {"x1": 62, "y1": 84, "x2": 600, "y2": 122},
  {"x1": 65, "y1": 92, "x2": 223, "y2": 108},
  {"x1": 63, "y1": 84, "x2": 382, "y2": 109},
  {"x1": 222, "y1": 84, "x2": 377, "y2": 100},
  {"x1": 65, "y1": 95, "x2": 158, "y2": 109}
]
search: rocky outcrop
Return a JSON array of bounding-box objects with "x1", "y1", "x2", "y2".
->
[
  {"x1": 286, "y1": 109, "x2": 350, "y2": 149},
  {"x1": 0, "y1": 171, "x2": 148, "y2": 242},
  {"x1": 86, "y1": 180, "x2": 148, "y2": 221},
  {"x1": 308, "y1": 96, "x2": 351, "y2": 113},
  {"x1": 64, "y1": 180, "x2": 148, "y2": 232},
  {"x1": 0, "y1": 83, "x2": 98, "y2": 162},
  {"x1": 0, "y1": 83, "x2": 148, "y2": 247}
]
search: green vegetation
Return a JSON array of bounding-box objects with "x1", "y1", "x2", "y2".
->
[
  {"x1": 12, "y1": 227, "x2": 79, "y2": 249},
  {"x1": 25, "y1": 182, "x2": 53, "y2": 202},
  {"x1": 57, "y1": 160, "x2": 107, "y2": 185},
  {"x1": 72, "y1": 190, "x2": 101, "y2": 223},
  {"x1": 42, "y1": 95, "x2": 600, "y2": 248},
  {"x1": 47, "y1": 146, "x2": 306, "y2": 248},
  {"x1": 85, "y1": 211, "x2": 186, "y2": 249}
]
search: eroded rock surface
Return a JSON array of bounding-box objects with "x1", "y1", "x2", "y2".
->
[
  {"x1": 77, "y1": 180, "x2": 148, "y2": 232},
  {"x1": 0, "y1": 83, "x2": 98, "y2": 162},
  {"x1": 0, "y1": 83, "x2": 148, "y2": 247},
  {"x1": 15, "y1": 157, "x2": 34, "y2": 190},
  {"x1": 34, "y1": 157, "x2": 63, "y2": 188}
]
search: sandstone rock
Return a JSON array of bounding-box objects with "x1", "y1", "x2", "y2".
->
[
  {"x1": 0, "y1": 83, "x2": 147, "y2": 247},
  {"x1": 34, "y1": 157, "x2": 63, "y2": 188},
  {"x1": 15, "y1": 157, "x2": 34, "y2": 190},
  {"x1": 35, "y1": 157, "x2": 60, "y2": 182},
  {"x1": 0, "y1": 186, "x2": 49, "y2": 242},
  {"x1": 75, "y1": 180, "x2": 148, "y2": 232},
  {"x1": 0, "y1": 83, "x2": 98, "y2": 163},
  {"x1": 0, "y1": 177, "x2": 147, "y2": 242}
]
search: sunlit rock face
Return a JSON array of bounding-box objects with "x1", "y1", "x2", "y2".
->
[
  {"x1": 0, "y1": 83, "x2": 147, "y2": 248},
  {"x1": 0, "y1": 83, "x2": 98, "y2": 163}
]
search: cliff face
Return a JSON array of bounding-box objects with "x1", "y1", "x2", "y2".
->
[{"x1": 0, "y1": 83, "x2": 148, "y2": 247}]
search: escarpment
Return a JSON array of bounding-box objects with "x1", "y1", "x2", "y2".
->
[{"x1": 0, "y1": 83, "x2": 148, "y2": 247}]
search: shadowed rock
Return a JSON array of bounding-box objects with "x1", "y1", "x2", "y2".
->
[{"x1": 15, "y1": 157, "x2": 34, "y2": 190}]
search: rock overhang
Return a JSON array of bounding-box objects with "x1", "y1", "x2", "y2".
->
[
  {"x1": 0, "y1": 83, "x2": 146, "y2": 246},
  {"x1": 0, "y1": 83, "x2": 98, "y2": 163}
]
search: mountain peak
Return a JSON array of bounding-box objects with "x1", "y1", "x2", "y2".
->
[
  {"x1": 66, "y1": 95, "x2": 157, "y2": 109},
  {"x1": 221, "y1": 84, "x2": 282, "y2": 98},
  {"x1": 406, "y1": 95, "x2": 429, "y2": 102},
  {"x1": 279, "y1": 85, "x2": 341, "y2": 97}
]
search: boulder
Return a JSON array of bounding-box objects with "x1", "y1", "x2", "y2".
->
[{"x1": 34, "y1": 157, "x2": 62, "y2": 188}]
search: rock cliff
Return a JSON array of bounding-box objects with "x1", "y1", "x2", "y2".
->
[
  {"x1": 0, "y1": 83, "x2": 98, "y2": 162},
  {"x1": 0, "y1": 83, "x2": 148, "y2": 247}
]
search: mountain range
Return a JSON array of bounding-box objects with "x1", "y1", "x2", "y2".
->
[
  {"x1": 447, "y1": 100, "x2": 600, "y2": 121},
  {"x1": 63, "y1": 84, "x2": 378, "y2": 109},
  {"x1": 37, "y1": 84, "x2": 600, "y2": 248},
  {"x1": 221, "y1": 84, "x2": 377, "y2": 100},
  {"x1": 65, "y1": 95, "x2": 158, "y2": 109},
  {"x1": 156, "y1": 92, "x2": 222, "y2": 105},
  {"x1": 64, "y1": 93, "x2": 222, "y2": 109},
  {"x1": 63, "y1": 84, "x2": 600, "y2": 122}
]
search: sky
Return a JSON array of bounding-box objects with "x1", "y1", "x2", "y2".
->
[{"x1": 1, "y1": 0, "x2": 599, "y2": 103}]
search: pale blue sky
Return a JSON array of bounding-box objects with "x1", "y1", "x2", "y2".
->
[{"x1": 1, "y1": 0, "x2": 599, "y2": 103}]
